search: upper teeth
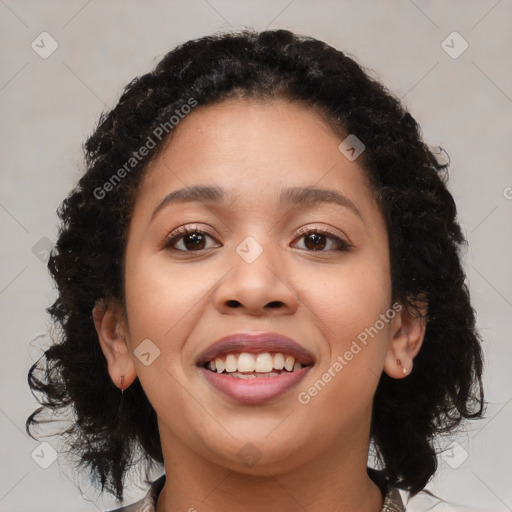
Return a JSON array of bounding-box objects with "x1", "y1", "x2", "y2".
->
[{"x1": 207, "y1": 352, "x2": 303, "y2": 373}]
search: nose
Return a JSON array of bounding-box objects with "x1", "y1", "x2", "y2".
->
[{"x1": 213, "y1": 238, "x2": 299, "y2": 317}]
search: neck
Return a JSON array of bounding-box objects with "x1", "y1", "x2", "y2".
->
[{"x1": 156, "y1": 427, "x2": 383, "y2": 512}]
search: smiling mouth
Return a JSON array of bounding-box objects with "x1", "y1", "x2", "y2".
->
[{"x1": 201, "y1": 351, "x2": 313, "y2": 378}]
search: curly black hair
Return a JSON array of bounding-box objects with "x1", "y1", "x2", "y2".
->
[{"x1": 26, "y1": 28, "x2": 485, "y2": 500}]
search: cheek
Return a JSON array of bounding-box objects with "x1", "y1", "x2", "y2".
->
[
  {"x1": 124, "y1": 248, "x2": 216, "y2": 337},
  {"x1": 122, "y1": 255, "x2": 207, "y2": 421},
  {"x1": 310, "y1": 251, "x2": 391, "y2": 345},
  {"x1": 296, "y1": 250, "x2": 392, "y2": 421},
  {"x1": 122, "y1": 252, "x2": 213, "y2": 398}
]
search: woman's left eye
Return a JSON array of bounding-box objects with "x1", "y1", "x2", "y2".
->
[{"x1": 292, "y1": 229, "x2": 351, "y2": 252}]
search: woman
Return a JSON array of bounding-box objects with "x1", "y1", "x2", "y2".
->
[{"x1": 27, "y1": 29, "x2": 485, "y2": 512}]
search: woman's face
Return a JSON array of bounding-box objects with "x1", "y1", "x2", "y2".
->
[{"x1": 119, "y1": 98, "x2": 396, "y2": 473}]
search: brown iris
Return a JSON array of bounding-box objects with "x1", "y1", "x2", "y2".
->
[{"x1": 303, "y1": 232, "x2": 327, "y2": 251}]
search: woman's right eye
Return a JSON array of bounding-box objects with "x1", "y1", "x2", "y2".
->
[{"x1": 164, "y1": 227, "x2": 221, "y2": 252}]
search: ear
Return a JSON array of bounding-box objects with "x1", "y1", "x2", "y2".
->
[
  {"x1": 92, "y1": 298, "x2": 137, "y2": 390},
  {"x1": 383, "y1": 300, "x2": 427, "y2": 379}
]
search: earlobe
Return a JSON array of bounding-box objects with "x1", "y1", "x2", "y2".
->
[
  {"x1": 92, "y1": 298, "x2": 137, "y2": 390},
  {"x1": 383, "y1": 301, "x2": 427, "y2": 379}
]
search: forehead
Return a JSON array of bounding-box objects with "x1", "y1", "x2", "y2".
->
[{"x1": 139, "y1": 98, "x2": 375, "y2": 207}]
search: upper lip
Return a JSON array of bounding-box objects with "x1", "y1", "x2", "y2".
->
[{"x1": 196, "y1": 332, "x2": 315, "y2": 367}]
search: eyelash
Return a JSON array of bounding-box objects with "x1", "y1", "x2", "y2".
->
[{"x1": 163, "y1": 225, "x2": 351, "y2": 253}]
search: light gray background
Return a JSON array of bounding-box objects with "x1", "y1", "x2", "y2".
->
[{"x1": 1, "y1": 1, "x2": 511, "y2": 511}]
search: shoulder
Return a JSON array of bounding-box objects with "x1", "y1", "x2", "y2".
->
[
  {"x1": 368, "y1": 468, "x2": 482, "y2": 512},
  {"x1": 105, "y1": 475, "x2": 166, "y2": 512}
]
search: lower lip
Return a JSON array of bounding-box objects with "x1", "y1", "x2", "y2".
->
[{"x1": 199, "y1": 366, "x2": 312, "y2": 404}]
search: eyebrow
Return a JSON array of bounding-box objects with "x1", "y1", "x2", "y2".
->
[{"x1": 151, "y1": 184, "x2": 363, "y2": 220}]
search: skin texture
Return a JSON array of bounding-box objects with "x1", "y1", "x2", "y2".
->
[{"x1": 93, "y1": 98, "x2": 426, "y2": 511}]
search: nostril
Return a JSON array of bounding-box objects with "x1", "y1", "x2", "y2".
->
[{"x1": 225, "y1": 300, "x2": 283, "y2": 309}]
